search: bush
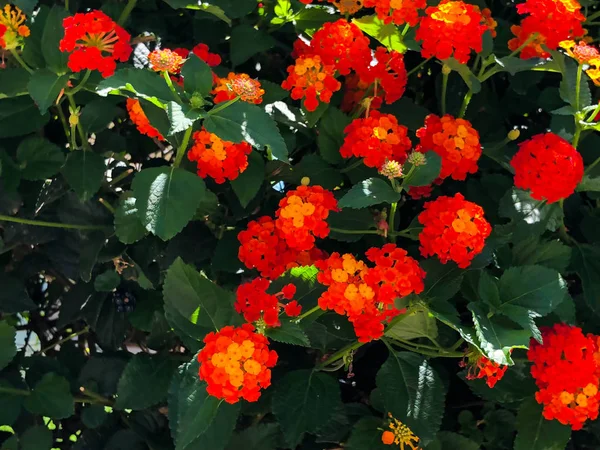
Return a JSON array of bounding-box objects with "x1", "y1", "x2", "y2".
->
[{"x1": 1, "y1": 0, "x2": 600, "y2": 449}]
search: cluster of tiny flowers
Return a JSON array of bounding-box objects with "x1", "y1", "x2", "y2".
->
[
  {"x1": 418, "y1": 193, "x2": 491, "y2": 268},
  {"x1": 299, "y1": 0, "x2": 365, "y2": 15},
  {"x1": 416, "y1": 0, "x2": 488, "y2": 64},
  {"x1": 148, "y1": 48, "x2": 184, "y2": 73},
  {"x1": 510, "y1": 132, "x2": 584, "y2": 204},
  {"x1": 187, "y1": 130, "x2": 252, "y2": 184},
  {"x1": 364, "y1": 0, "x2": 427, "y2": 27},
  {"x1": 198, "y1": 324, "x2": 278, "y2": 404},
  {"x1": 238, "y1": 216, "x2": 327, "y2": 279},
  {"x1": 235, "y1": 278, "x2": 300, "y2": 328},
  {"x1": 0, "y1": 5, "x2": 30, "y2": 50},
  {"x1": 340, "y1": 112, "x2": 412, "y2": 170},
  {"x1": 212, "y1": 73, "x2": 264, "y2": 105},
  {"x1": 126, "y1": 99, "x2": 164, "y2": 140},
  {"x1": 358, "y1": 47, "x2": 408, "y2": 105},
  {"x1": 316, "y1": 245, "x2": 425, "y2": 342},
  {"x1": 509, "y1": 0, "x2": 585, "y2": 59},
  {"x1": 462, "y1": 354, "x2": 509, "y2": 388},
  {"x1": 528, "y1": 324, "x2": 600, "y2": 430},
  {"x1": 381, "y1": 414, "x2": 421, "y2": 449},
  {"x1": 59, "y1": 10, "x2": 132, "y2": 78},
  {"x1": 560, "y1": 40, "x2": 600, "y2": 86},
  {"x1": 275, "y1": 185, "x2": 339, "y2": 251}
]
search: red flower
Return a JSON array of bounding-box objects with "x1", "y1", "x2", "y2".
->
[
  {"x1": 0, "y1": 23, "x2": 7, "y2": 49},
  {"x1": 282, "y1": 284, "x2": 297, "y2": 300},
  {"x1": 341, "y1": 73, "x2": 384, "y2": 113},
  {"x1": 510, "y1": 132, "x2": 584, "y2": 204},
  {"x1": 463, "y1": 354, "x2": 509, "y2": 388},
  {"x1": 275, "y1": 185, "x2": 339, "y2": 251},
  {"x1": 416, "y1": 0, "x2": 487, "y2": 64},
  {"x1": 363, "y1": 0, "x2": 427, "y2": 27},
  {"x1": 508, "y1": 0, "x2": 585, "y2": 59},
  {"x1": 212, "y1": 73, "x2": 264, "y2": 105},
  {"x1": 59, "y1": 10, "x2": 132, "y2": 78},
  {"x1": 407, "y1": 185, "x2": 434, "y2": 200},
  {"x1": 340, "y1": 112, "x2": 412, "y2": 170},
  {"x1": 357, "y1": 47, "x2": 408, "y2": 105},
  {"x1": 198, "y1": 324, "x2": 278, "y2": 404},
  {"x1": 418, "y1": 193, "x2": 491, "y2": 268},
  {"x1": 528, "y1": 324, "x2": 600, "y2": 430},
  {"x1": 126, "y1": 98, "x2": 164, "y2": 140},
  {"x1": 148, "y1": 48, "x2": 184, "y2": 73},
  {"x1": 187, "y1": 130, "x2": 252, "y2": 184},
  {"x1": 190, "y1": 43, "x2": 222, "y2": 66},
  {"x1": 235, "y1": 278, "x2": 300, "y2": 328},
  {"x1": 284, "y1": 301, "x2": 302, "y2": 317}
]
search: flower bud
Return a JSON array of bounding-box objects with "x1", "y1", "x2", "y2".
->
[
  {"x1": 300, "y1": 176, "x2": 310, "y2": 186},
  {"x1": 379, "y1": 160, "x2": 403, "y2": 179},
  {"x1": 442, "y1": 64, "x2": 452, "y2": 75},
  {"x1": 190, "y1": 93, "x2": 205, "y2": 109},
  {"x1": 407, "y1": 152, "x2": 426, "y2": 167},
  {"x1": 69, "y1": 114, "x2": 79, "y2": 126},
  {"x1": 508, "y1": 129, "x2": 520, "y2": 141}
]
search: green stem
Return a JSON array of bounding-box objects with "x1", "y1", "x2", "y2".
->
[
  {"x1": 118, "y1": 0, "x2": 138, "y2": 25},
  {"x1": 388, "y1": 202, "x2": 398, "y2": 243},
  {"x1": 79, "y1": 387, "x2": 113, "y2": 405},
  {"x1": 585, "y1": 155, "x2": 600, "y2": 175},
  {"x1": 575, "y1": 64, "x2": 583, "y2": 113},
  {"x1": 557, "y1": 199, "x2": 576, "y2": 245},
  {"x1": 0, "y1": 386, "x2": 31, "y2": 396},
  {"x1": 67, "y1": 94, "x2": 89, "y2": 150},
  {"x1": 9, "y1": 48, "x2": 33, "y2": 74},
  {"x1": 407, "y1": 58, "x2": 432, "y2": 77},
  {"x1": 65, "y1": 0, "x2": 69, "y2": 11},
  {"x1": 110, "y1": 169, "x2": 134, "y2": 186},
  {"x1": 67, "y1": 70, "x2": 92, "y2": 96},
  {"x1": 40, "y1": 327, "x2": 90, "y2": 354},
  {"x1": 458, "y1": 91, "x2": 473, "y2": 119},
  {"x1": 572, "y1": 126, "x2": 582, "y2": 149},
  {"x1": 507, "y1": 33, "x2": 537, "y2": 59},
  {"x1": 174, "y1": 127, "x2": 193, "y2": 168},
  {"x1": 384, "y1": 337, "x2": 464, "y2": 358},
  {"x1": 587, "y1": 10, "x2": 600, "y2": 22},
  {"x1": 441, "y1": 70, "x2": 449, "y2": 115},
  {"x1": 401, "y1": 23, "x2": 410, "y2": 36},
  {"x1": 0, "y1": 214, "x2": 108, "y2": 231},
  {"x1": 296, "y1": 305, "x2": 321, "y2": 321},
  {"x1": 340, "y1": 159, "x2": 364, "y2": 173},
  {"x1": 163, "y1": 70, "x2": 182, "y2": 102},
  {"x1": 392, "y1": 230, "x2": 420, "y2": 241},
  {"x1": 0, "y1": 385, "x2": 111, "y2": 405},
  {"x1": 99, "y1": 198, "x2": 116, "y2": 214},
  {"x1": 207, "y1": 96, "x2": 240, "y2": 115},
  {"x1": 586, "y1": 103, "x2": 600, "y2": 122},
  {"x1": 329, "y1": 227, "x2": 380, "y2": 235},
  {"x1": 56, "y1": 104, "x2": 70, "y2": 142}
]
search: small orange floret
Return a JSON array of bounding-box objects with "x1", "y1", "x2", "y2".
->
[
  {"x1": 212, "y1": 73, "x2": 265, "y2": 105},
  {"x1": 148, "y1": 48, "x2": 185, "y2": 73},
  {"x1": 363, "y1": 0, "x2": 427, "y2": 27},
  {"x1": 235, "y1": 277, "x2": 300, "y2": 327},
  {"x1": 464, "y1": 354, "x2": 509, "y2": 388},
  {"x1": 126, "y1": 98, "x2": 164, "y2": 141}
]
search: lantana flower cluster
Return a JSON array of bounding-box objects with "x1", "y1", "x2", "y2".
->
[
  {"x1": 0, "y1": 5, "x2": 30, "y2": 50},
  {"x1": 462, "y1": 354, "x2": 509, "y2": 388},
  {"x1": 560, "y1": 40, "x2": 600, "y2": 86},
  {"x1": 126, "y1": 99, "x2": 165, "y2": 141}
]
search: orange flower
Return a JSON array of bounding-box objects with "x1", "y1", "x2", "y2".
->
[
  {"x1": 463, "y1": 354, "x2": 509, "y2": 388},
  {"x1": 148, "y1": 48, "x2": 185, "y2": 73},
  {"x1": 212, "y1": 73, "x2": 265, "y2": 105},
  {"x1": 187, "y1": 130, "x2": 252, "y2": 184},
  {"x1": 381, "y1": 414, "x2": 421, "y2": 449},
  {"x1": 363, "y1": 0, "x2": 427, "y2": 27},
  {"x1": 418, "y1": 193, "x2": 491, "y2": 268},
  {"x1": 275, "y1": 185, "x2": 339, "y2": 251},
  {"x1": 0, "y1": 5, "x2": 30, "y2": 50},
  {"x1": 235, "y1": 278, "x2": 299, "y2": 328},
  {"x1": 198, "y1": 324, "x2": 278, "y2": 404},
  {"x1": 415, "y1": 0, "x2": 487, "y2": 63},
  {"x1": 560, "y1": 40, "x2": 600, "y2": 86},
  {"x1": 340, "y1": 112, "x2": 412, "y2": 170},
  {"x1": 298, "y1": 0, "x2": 364, "y2": 15},
  {"x1": 126, "y1": 99, "x2": 164, "y2": 140},
  {"x1": 479, "y1": 7, "x2": 498, "y2": 38},
  {"x1": 281, "y1": 55, "x2": 341, "y2": 112}
]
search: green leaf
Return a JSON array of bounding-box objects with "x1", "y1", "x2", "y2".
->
[
  {"x1": 163, "y1": 258, "x2": 241, "y2": 331},
  {"x1": 559, "y1": 57, "x2": 591, "y2": 109},
  {"x1": 181, "y1": 54, "x2": 213, "y2": 96},
  {"x1": 115, "y1": 354, "x2": 180, "y2": 410},
  {"x1": 402, "y1": 152, "x2": 442, "y2": 187},
  {"x1": 167, "y1": 102, "x2": 203, "y2": 135},
  {"x1": 499, "y1": 188, "x2": 563, "y2": 232},
  {"x1": 81, "y1": 404, "x2": 108, "y2": 429},
  {"x1": 270, "y1": 265, "x2": 325, "y2": 310},
  {"x1": 376, "y1": 352, "x2": 446, "y2": 442},
  {"x1": 114, "y1": 193, "x2": 148, "y2": 244},
  {"x1": 468, "y1": 303, "x2": 530, "y2": 365},
  {"x1": 294, "y1": 7, "x2": 335, "y2": 35},
  {"x1": 577, "y1": 175, "x2": 600, "y2": 192},
  {"x1": 494, "y1": 56, "x2": 558, "y2": 76},
  {"x1": 514, "y1": 398, "x2": 571, "y2": 450},
  {"x1": 345, "y1": 417, "x2": 389, "y2": 450},
  {"x1": 317, "y1": 107, "x2": 350, "y2": 165},
  {"x1": 444, "y1": 58, "x2": 481, "y2": 93},
  {"x1": 420, "y1": 259, "x2": 464, "y2": 303},
  {"x1": 132, "y1": 167, "x2": 207, "y2": 241},
  {"x1": 0, "y1": 273, "x2": 36, "y2": 313},
  {"x1": 226, "y1": 424, "x2": 280, "y2": 450},
  {"x1": 230, "y1": 24, "x2": 276, "y2": 66},
  {"x1": 94, "y1": 271, "x2": 121, "y2": 292},
  {"x1": 272, "y1": 369, "x2": 342, "y2": 448},
  {"x1": 266, "y1": 320, "x2": 310, "y2": 347},
  {"x1": 204, "y1": 102, "x2": 289, "y2": 162},
  {"x1": 231, "y1": 151, "x2": 264, "y2": 207},
  {"x1": 431, "y1": 432, "x2": 480, "y2": 450},
  {"x1": 0, "y1": 68, "x2": 30, "y2": 98},
  {"x1": 80, "y1": 98, "x2": 120, "y2": 134},
  {"x1": 0, "y1": 97, "x2": 49, "y2": 138},
  {"x1": 96, "y1": 69, "x2": 175, "y2": 105},
  {"x1": 27, "y1": 70, "x2": 69, "y2": 112},
  {"x1": 385, "y1": 310, "x2": 438, "y2": 342},
  {"x1": 20, "y1": 426, "x2": 52, "y2": 450},
  {"x1": 16, "y1": 137, "x2": 64, "y2": 180},
  {"x1": 512, "y1": 237, "x2": 572, "y2": 273},
  {"x1": 169, "y1": 360, "x2": 240, "y2": 450},
  {"x1": 338, "y1": 177, "x2": 400, "y2": 209},
  {"x1": 24, "y1": 373, "x2": 74, "y2": 419},
  {"x1": 0, "y1": 436, "x2": 18, "y2": 450},
  {"x1": 0, "y1": 322, "x2": 17, "y2": 371},
  {"x1": 62, "y1": 151, "x2": 106, "y2": 202},
  {"x1": 282, "y1": 154, "x2": 343, "y2": 190},
  {"x1": 328, "y1": 208, "x2": 377, "y2": 242},
  {"x1": 353, "y1": 15, "x2": 407, "y2": 53},
  {"x1": 570, "y1": 244, "x2": 600, "y2": 314},
  {"x1": 42, "y1": 6, "x2": 70, "y2": 74},
  {"x1": 0, "y1": 381, "x2": 23, "y2": 426}
]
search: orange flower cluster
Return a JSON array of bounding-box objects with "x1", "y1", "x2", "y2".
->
[
  {"x1": 508, "y1": 0, "x2": 585, "y2": 59},
  {"x1": 0, "y1": 5, "x2": 30, "y2": 50},
  {"x1": 148, "y1": 48, "x2": 184, "y2": 73},
  {"x1": 187, "y1": 130, "x2": 252, "y2": 184},
  {"x1": 212, "y1": 73, "x2": 265, "y2": 105},
  {"x1": 560, "y1": 40, "x2": 600, "y2": 86},
  {"x1": 528, "y1": 324, "x2": 600, "y2": 430},
  {"x1": 299, "y1": 0, "x2": 365, "y2": 15},
  {"x1": 510, "y1": 132, "x2": 584, "y2": 204},
  {"x1": 463, "y1": 354, "x2": 509, "y2": 388},
  {"x1": 363, "y1": 0, "x2": 427, "y2": 27},
  {"x1": 381, "y1": 414, "x2": 421, "y2": 449},
  {"x1": 360, "y1": 47, "x2": 408, "y2": 105},
  {"x1": 418, "y1": 194, "x2": 491, "y2": 268},
  {"x1": 415, "y1": 0, "x2": 488, "y2": 64},
  {"x1": 340, "y1": 112, "x2": 412, "y2": 170},
  {"x1": 316, "y1": 245, "x2": 425, "y2": 342},
  {"x1": 281, "y1": 55, "x2": 341, "y2": 111},
  {"x1": 341, "y1": 73, "x2": 384, "y2": 113},
  {"x1": 126, "y1": 99, "x2": 164, "y2": 140},
  {"x1": 416, "y1": 114, "x2": 482, "y2": 181},
  {"x1": 59, "y1": 10, "x2": 132, "y2": 78},
  {"x1": 235, "y1": 278, "x2": 300, "y2": 328},
  {"x1": 275, "y1": 185, "x2": 339, "y2": 251},
  {"x1": 479, "y1": 6, "x2": 498, "y2": 38},
  {"x1": 198, "y1": 324, "x2": 278, "y2": 404},
  {"x1": 238, "y1": 216, "x2": 326, "y2": 279}
]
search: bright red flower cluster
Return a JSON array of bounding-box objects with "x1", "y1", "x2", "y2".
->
[
  {"x1": 235, "y1": 278, "x2": 300, "y2": 328},
  {"x1": 316, "y1": 245, "x2": 425, "y2": 342},
  {"x1": 510, "y1": 132, "x2": 584, "y2": 204},
  {"x1": 528, "y1": 324, "x2": 600, "y2": 430},
  {"x1": 148, "y1": 48, "x2": 184, "y2": 73},
  {"x1": 464, "y1": 355, "x2": 509, "y2": 388},
  {"x1": 59, "y1": 10, "x2": 132, "y2": 78},
  {"x1": 275, "y1": 185, "x2": 339, "y2": 251},
  {"x1": 418, "y1": 193, "x2": 491, "y2": 268},
  {"x1": 416, "y1": 114, "x2": 482, "y2": 181},
  {"x1": 340, "y1": 112, "x2": 412, "y2": 170},
  {"x1": 126, "y1": 99, "x2": 164, "y2": 140},
  {"x1": 363, "y1": 0, "x2": 427, "y2": 27},
  {"x1": 212, "y1": 73, "x2": 265, "y2": 105},
  {"x1": 508, "y1": 0, "x2": 585, "y2": 59},
  {"x1": 360, "y1": 47, "x2": 408, "y2": 105},
  {"x1": 416, "y1": 0, "x2": 487, "y2": 64},
  {"x1": 187, "y1": 130, "x2": 252, "y2": 184},
  {"x1": 238, "y1": 216, "x2": 326, "y2": 279},
  {"x1": 198, "y1": 324, "x2": 278, "y2": 404}
]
